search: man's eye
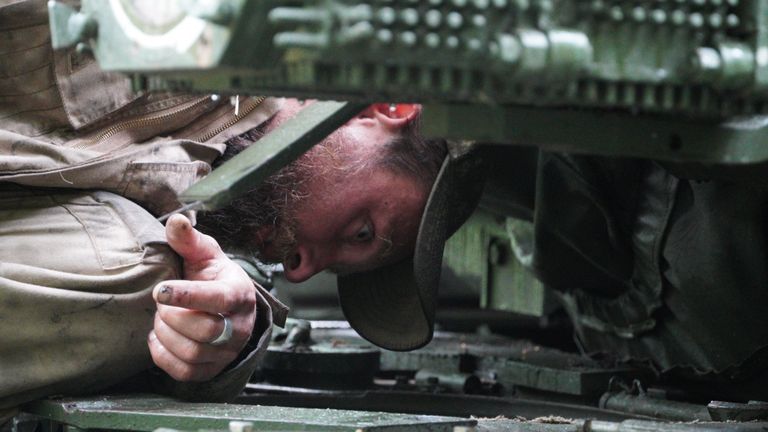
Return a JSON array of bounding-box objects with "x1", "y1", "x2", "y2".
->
[{"x1": 354, "y1": 223, "x2": 374, "y2": 242}]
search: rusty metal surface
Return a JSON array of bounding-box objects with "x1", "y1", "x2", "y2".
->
[
  {"x1": 239, "y1": 386, "x2": 649, "y2": 422},
  {"x1": 21, "y1": 395, "x2": 474, "y2": 432}
]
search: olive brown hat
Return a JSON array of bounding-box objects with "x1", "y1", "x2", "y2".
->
[{"x1": 337, "y1": 142, "x2": 487, "y2": 351}]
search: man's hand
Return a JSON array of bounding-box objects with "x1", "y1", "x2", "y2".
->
[{"x1": 148, "y1": 214, "x2": 257, "y2": 381}]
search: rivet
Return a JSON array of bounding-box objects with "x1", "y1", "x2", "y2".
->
[
  {"x1": 377, "y1": 7, "x2": 396, "y2": 24},
  {"x1": 400, "y1": 31, "x2": 417, "y2": 46},
  {"x1": 447, "y1": 11, "x2": 464, "y2": 28},
  {"x1": 473, "y1": 14, "x2": 487, "y2": 26},
  {"x1": 467, "y1": 38, "x2": 483, "y2": 51},
  {"x1": 708, "y1": 13, "x2": 722, "y2": 28},
  {"x1": 689, "y1": 12, "x2": 704, "y2": 28},
  {"x1": 632, "y1": 6, "x2": 646, "y2": 22},
  {"x1": 671, "y1": 9, "x2": 686, "y2": 25},
  {"x1": 609, "y1": 6, "x2": 623, "y2": 21},
  {"x1": 401, "y1": 8, "x2": 419, "y2": 26},
  {"x1": 377, "y1": 29, "x2": 394, "y2": 43},
  {"x1": 425, "y1": 9, "x2": 442, "y2": 28},
  {"x1": 425, "y1": 33, "x2": 441, "y2": 48}
]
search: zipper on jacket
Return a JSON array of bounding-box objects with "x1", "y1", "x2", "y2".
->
[
  {"x1": 72, "y1": 96, "x2": 213, "y2": 149},
  {"x1": 197, "y1": 96, "x2": 266, "y2": 142}
]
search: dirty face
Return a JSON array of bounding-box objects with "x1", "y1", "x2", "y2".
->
[
  {"x1": 253, "y1": 101, "x2": 429, "y2": 281},
  {"x1": 258, "y1": 159, "x2": 428, "y2": 282}
]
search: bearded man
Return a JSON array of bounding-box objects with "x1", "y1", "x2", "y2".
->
[
  {"x1": 0, "y1": 1, "x2": 459, "y2": 417},
  {"x1": 0, "y1": 90, "x2": 451, "y2": 411}
]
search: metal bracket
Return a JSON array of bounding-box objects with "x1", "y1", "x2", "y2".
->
[
  {"x1": 179, "y1": 101, "x2": 366, "y2": 210},
  {"x1": 48, "y1": 1, "x2": 97, "y2": 50}
]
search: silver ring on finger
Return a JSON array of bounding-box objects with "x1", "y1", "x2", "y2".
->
[{"x1": 209, "y1": 313, "x2": 233, "y2": 346}]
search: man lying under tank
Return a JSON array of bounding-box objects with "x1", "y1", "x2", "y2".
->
[
  {"x1": 4, "y1": 0, "x2": 768, "y2": 422},
  {"x1": 1, "y1": 0, "x2": 467, "y2": 419},
  {"x1": 0, "y1": 89, "x2": 450, "y2": 420}
]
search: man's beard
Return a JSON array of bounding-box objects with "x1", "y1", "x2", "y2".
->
[{"x1": 195, "y1": 125, "x2": 351, "y2": 263}]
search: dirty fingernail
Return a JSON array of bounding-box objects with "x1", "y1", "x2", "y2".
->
[
  {"x1": 155, "y1": 284, "x2": 173, "y2": 303},
  {"x1": 172, "y1": 214, "x2": 190, "y2": 230}
]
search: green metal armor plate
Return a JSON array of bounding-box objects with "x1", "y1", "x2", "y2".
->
[{"x1": 48, "y1": 0, "x2": 768, "y2": 165}]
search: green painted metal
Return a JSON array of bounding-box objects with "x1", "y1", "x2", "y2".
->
[
  {"x1": 354, "y1": 329, "x2": 643, "y2": 397},
  {"x1": 48, "y1": 2, "x2": 96, "y2": 50},
  {"x1": 414, "y1": 370, "x2": 482, "y2": 394},
  {"x1": 443, "y1": 210, "x2": 550, "y2": 317},
  {"x1": 586, "y1": 419, "x2": 768, "y2": 431},
  {"x1": 480, "y1": 358, "x2": 640, "y2": 397},
  {"x1": 707, "y1": 401, "x2": 768, "y2": 422},
  {"x1": 48, "y1": 0, "x2": 768, "y2": 118},
  {"x1": 422, "y1": 103, "x2": 768, "y2": 164},
  {"x1": 263, "y1": 341, "x2": 381, "y2": 389},
  {"x1": 46, "y1": 0, "x2": 768, "y2": 164},
  {"x1": 22, "y1": 395, "x2": 475, "y2": 431},
  {"x1": 600, "y1": 392, "x2": 712, "y2": 422},
  {"x1": 178, "y1": 100, "x2": 366, "y2": 209}
]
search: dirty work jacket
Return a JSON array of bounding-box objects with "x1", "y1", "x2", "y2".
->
[{"x1": 0, "y1": 0, "x2": 287, "y2": 418}]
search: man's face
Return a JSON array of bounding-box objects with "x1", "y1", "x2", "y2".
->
[{"x1": 255, "y1": 100, "x2": 429, "y2": 282}]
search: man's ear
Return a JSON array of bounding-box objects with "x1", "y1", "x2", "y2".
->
[{"x1": 357, "y1": 103, "x2": 421, "y2": 131}]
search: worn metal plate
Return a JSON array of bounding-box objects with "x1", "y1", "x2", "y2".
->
[
  {"x1": 240, "y1": 387, "x2": 646, "y2": 423},
  {"x1": 178, "y1": 100, "x2": 366, "y2": 210},
  {"x1": 22, "y1": 395, "x2": 474, "y2": 432},
  {"x1": 422, "y1": 104, "x2": 768, "y2": 164},
  {"x1": 300, "y1": 327, "x2": 644, "y2": 397}
]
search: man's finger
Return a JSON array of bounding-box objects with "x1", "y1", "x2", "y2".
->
[
  {"x1": 153, "y1": 280, "x2": 256, "y2": 314},
  {"x1": 148, "y1": 330, "x2": 222, "y2": 382},
  {"x1": 156, "y1": 304, "x2": 236, "y2": 344},
  {"x1": 153, "y1": 313, "x2": 236, "y2": 363},
  {"x1": 165, "y1": 213, "x2": 222, "y2": 264}
]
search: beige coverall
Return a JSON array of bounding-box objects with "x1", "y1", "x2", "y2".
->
[{"x1": 0, "y1": 0, "x2": 286, "y2": 419}]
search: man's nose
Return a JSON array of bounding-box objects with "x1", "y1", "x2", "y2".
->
[{"x1": 282, "y1": 244, "x2": 325, "y2": 283}]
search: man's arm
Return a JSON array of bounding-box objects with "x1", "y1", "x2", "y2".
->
[{"x1": 0, "y1": 188, "x2": 276, "y2": 413}]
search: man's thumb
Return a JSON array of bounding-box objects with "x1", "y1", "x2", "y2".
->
[{"x1": 165, "y1": 213, "x2": 217, "y2": 262}]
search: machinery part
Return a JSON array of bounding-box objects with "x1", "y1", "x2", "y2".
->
[
  {"x1": 262, "y1": 341, "x2": 381, "y2": 389},
  {"x1": 422, "y1": 103, "x2": 768, "y2": 164},
  {"x1": 44, "y1": 0, "x2": 768, "y2": 175},
  {"x1": 707, "y1": 400, "x2": 768, "y2": 422},
  {"x1": 585, "y1": 419, "x2": 768, "y2": 431},
  {"x1": 21, "y1": 395, "x2": 475, "y2": 431},
  {"x1": 481, "y1": 357, "x2": 641, "y2": 397},
  {"x1": 228, "y1": 254, "x2": 278, "y2": 290},
  {"x1": 599, "y1": 391, "x2": 712, "y2": 422},
  {"x1": 47, "y1": 0, "x2": 768, "y2": 120},
  {"x1": 690, "y1": 43, "x2": 756, "y2": 89},
  {"x1": 178, "y1": 100, "x2": 366, "y2": 209},
  {"x1": 414, "y1": 369, "x2": 483, "y2": 394},
  {"x1": 302, "y1": 327, "x2": 646, "y2": 397},
  {"x1": 281, "y1": 319, "x2": 313, "y2": 349},
  {"x1": 48, "y1": 2, "x2": 97, "y2": 50}
]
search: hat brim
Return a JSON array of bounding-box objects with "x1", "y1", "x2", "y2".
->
[
  {"x1": 338, "y1": 258, "x2": 431, "y2": 351},
  {"x1": 337, "y1": 144, "x2": 486, "y2": 351}
]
